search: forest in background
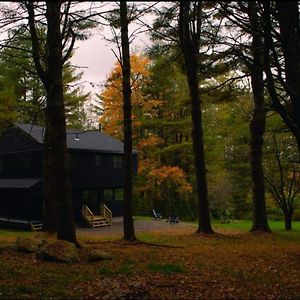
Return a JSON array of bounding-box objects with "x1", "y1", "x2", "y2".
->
[
  {"x1": 0, "y1": 1, "x2": 299, "y2": 238},
  {"x1": 99, "y1": 52, "x2": 299, "y2": 223}
]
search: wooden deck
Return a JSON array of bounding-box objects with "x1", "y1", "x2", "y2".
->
[{"x1": 0, "y1": 217, "x2": 42, "y2": 231}]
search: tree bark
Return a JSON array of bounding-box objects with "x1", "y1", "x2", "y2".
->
[
  {"x1": 120, "y1": 1, "x2": 136, "y2": 241},
  {"x1": 178, "y1": 1, "x2": 213, "y2": 234},
  {"x1": 284, "y1": 211, "x2": 293, "y2": 230},
  {"x1": 276, "y1": 1, "x2": 300, "y2": 131},
  {"x1": 43, "y1": 2, "x2": 77, "y2": 244},
  {"x1": 263, "y1": 2, "x2": 300, "y2": 158},
  {"x1": 248, "y1": 2, "x2": 271, "y2": 232}
]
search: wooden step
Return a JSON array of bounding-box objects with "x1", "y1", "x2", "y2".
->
[
  {"x1": 82, "y1": 207, "x2": 112, "y2": 228},
  {"x1": 30, "y1": 223, "x2": 43, "y2": 231},
  {"x1": 92, "y1": 219, "x2": 110, "y2": 228},
  {"x1": 86, "y1": 215, "x2": 106, "y2": 221}
]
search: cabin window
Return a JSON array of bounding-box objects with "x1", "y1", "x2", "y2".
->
[
  {"x1": 95, "y1": 155, "x2": 101, "y2": 167},
  {"x1": 115, "y1": 189, "x2": 123, "y2": 202},
  {"x1": 113, "y1": 155, "x2": 122, "y2": 169}
]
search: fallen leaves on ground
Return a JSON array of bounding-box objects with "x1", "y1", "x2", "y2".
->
[{"x1": 0, "y1": 227, "x2": 300, "y2": 299}]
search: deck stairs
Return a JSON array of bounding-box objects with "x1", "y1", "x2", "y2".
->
[
  {"x1": 82, "y1": 204, "x2": 112, "y2": 228},
  {"x1": 30, "y1": 221, "x2": 43, "y2": 231}
]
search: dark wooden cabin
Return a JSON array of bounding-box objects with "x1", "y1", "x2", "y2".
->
[{"x1": 0, "y1": 123, "x2": 137, "y2": 230}]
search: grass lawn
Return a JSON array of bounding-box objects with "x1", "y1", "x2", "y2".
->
[
  {"x1": 0, "y1": 221, "x2": 300, "y2": 299},
  {"x1": 212, "y1": 219, "x2": 300, "y2": 233}
]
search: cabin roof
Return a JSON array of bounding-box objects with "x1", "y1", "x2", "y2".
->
[
  {"x1": 0, "y1": 178, "x2": 41, "y2": 189},
  {"x1": 15, "y1": 123, "x2": 129, "y2": 154}
]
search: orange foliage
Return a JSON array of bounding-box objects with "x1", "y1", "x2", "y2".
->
[
  {"x1": 137, "y1": 135, "x2": 164, "y2": 152},
  {"x1": 99, "y1": 54, "x2": 162, "y2": 140},
  {"x1": 99, "y1": 54, "x2": 191, "y2": 205},
  {"x1": 148, "y1": 165, "x2": 192, "y2": 194},
  {"x1": 138, "y1": 162, "x2": 192, "y2": 198}
]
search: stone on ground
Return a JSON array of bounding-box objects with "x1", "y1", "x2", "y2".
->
[
  {"x1": 87, "y1": 249, "x2": 112, "y2": 262},
  {"x1": 37, "y1": 240, "x2": 79, "y2": 263},
  {"x1": 16, "y1": 236, "x2": 45, "y2": 253}
]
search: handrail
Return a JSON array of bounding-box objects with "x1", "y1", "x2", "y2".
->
[
  {"x1": 82, "y1": 205, "x2": 94, "y2": 227},
  {"x1": 100, "y1": 203, "x2": 112, "y2": 225}
]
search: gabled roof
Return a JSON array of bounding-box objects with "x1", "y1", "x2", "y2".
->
[{"x1": 15, "y1": 123, "x2": 128, "y2": 154}]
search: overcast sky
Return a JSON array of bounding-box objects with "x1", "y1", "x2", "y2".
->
[
  {"x1": 70, "y1": 28, "x2": 151, "y2": 95},
  {"x1": 70, "y1": 2, "x2": 156, "y2": 97}
]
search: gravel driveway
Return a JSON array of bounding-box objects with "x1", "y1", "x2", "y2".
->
[{"x1": 76, "y1": 217, "x2": 195, "y2": 238}]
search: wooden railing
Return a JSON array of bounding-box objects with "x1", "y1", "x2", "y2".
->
[
  {"x1": 82, "y1": 204, "x2": 94, "y2": 227},
  {"x1": 100, "y1": 203, "x2": 112, "y2": 225},
  {"x1": 82, "y1": 204, "x2": 112, "y2": 227}
]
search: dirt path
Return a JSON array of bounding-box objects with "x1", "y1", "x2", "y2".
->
[{"x1": 76, "y1": 218, "x2": 196, "y2": 238}]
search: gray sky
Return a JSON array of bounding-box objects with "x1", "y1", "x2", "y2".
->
[
  {"x1": 71, "y1": 29, "x2": 151, "y2": 94},
  {"x1": 70, "y1": 2, "x2": 156, "y2": 96},
  {"x1": 69, "y1": 3, "x2": 156, "y2": 126},
  {"x1": 70, "y1": 33, "x2": 116, "y2": 92}
]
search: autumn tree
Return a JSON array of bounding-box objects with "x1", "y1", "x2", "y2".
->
[
  {"x1": 100, "y1": 53, "x2": 195, "y2": 219},
  {"x1": 100, "y1": 54, "x2": 152, "y2": 139}
]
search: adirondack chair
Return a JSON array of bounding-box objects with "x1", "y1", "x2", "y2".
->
[{"x1": 152, "y1": 209, "x2": 162, "y2": 220}]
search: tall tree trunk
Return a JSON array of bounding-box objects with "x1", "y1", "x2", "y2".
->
[
  {"x1": 26, "y1": 2, "x2": 77, "y2": 244},
  {"x1": 178, "y1": 1, "x2": 213, "y2": 234},
  {"x1": 276, "y1": 1, "x2": 300, "y2": 160},
  {"x1": 120, "y1": 1, "x2": 136, "y2": 241},
  {"x1": 263, "y1": 2, "x2": 300, "y2": 158},
  {"x1": 248, "y1": 2, "x2": 271, "y2": 232},
  {"x1": 276, "y1": 1, "x2": 300, "y2": 132},
  {"x1": 44, "y1": 2, "x2": 77, "y2": 244},
  {"x1": 284, "y1": 210, "x2": 293, "y2": 230}
]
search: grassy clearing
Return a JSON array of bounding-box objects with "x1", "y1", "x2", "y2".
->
[
  {"x1": 212, "y1": 219, "x2": 300, "y2": 232},
  {"x1": 0, "y1": 229, "x2": 33, "y2": 243}
]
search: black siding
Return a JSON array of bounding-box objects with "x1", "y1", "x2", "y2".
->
[
  {"x1": 0, "y1": 125, "x2": 138, "y2": 221},
  {"x1": 70, "y1": 151, "x2": 127, "y2": 189},
  {"x1": 0, "y1": 151, "x2": 43, "y2": 178}
]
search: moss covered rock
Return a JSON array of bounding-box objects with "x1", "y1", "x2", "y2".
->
[
  {"x1": 37, "y1": 240, "x2": 79, "y2": 263},
  {"x1": 16, "y1": 236, "x2": 45, "y2": 253},
  {"x1": 87, "y1": 249, "x2": 112, "y2": 262}
]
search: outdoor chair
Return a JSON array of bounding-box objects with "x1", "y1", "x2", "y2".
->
[
  {"x1": 152, "y1": 209, "x2": 162, "y2": 220},
  {"x1": 168, "y1": 215, "x2": 180, "y2": 224}
]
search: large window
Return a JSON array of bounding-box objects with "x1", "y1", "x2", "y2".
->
[
  {"x1": 113, "y1": 155, "x2": 122, "y2": 169},
  {"x1": 115, "y1": 188, "x2": 123, "y2": 202}
]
